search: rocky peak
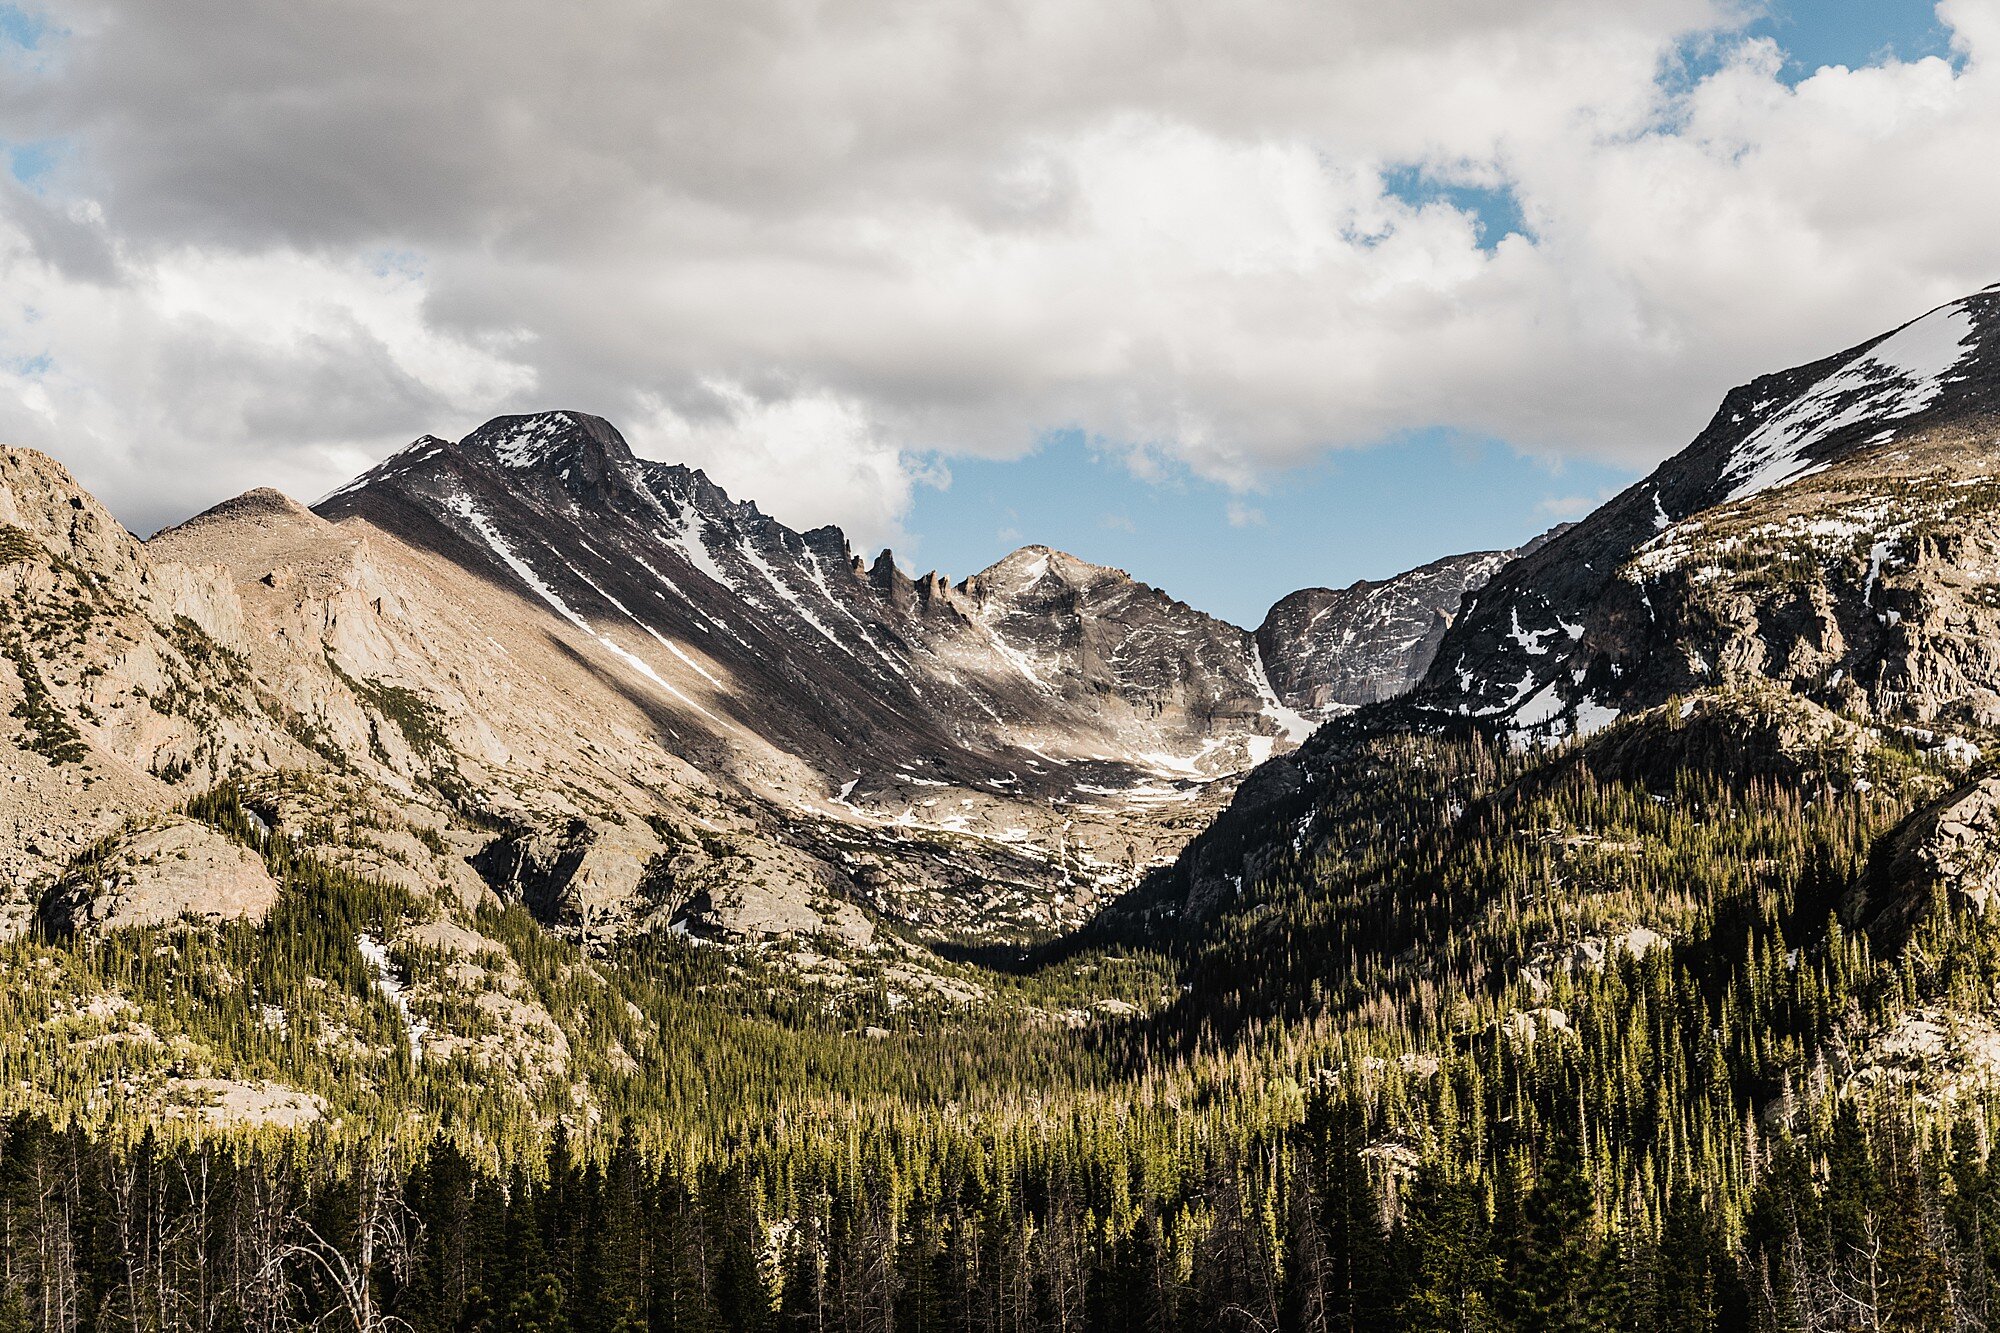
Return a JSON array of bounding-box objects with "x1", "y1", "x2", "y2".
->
[
  {"x1": 799, "y1": 525, "x2": 853, "y2": 567},
  {"x1": 0, "y1": 447, "x2": 151, "y2": 580},
  {"x1": 152, "y1": 487, "x2": 325, "y2": 544},
  {"x1": 967, "y1": 546, "x2": 1126, "y2": 607},
  {"x1": 460, "y1": 411, "x2": 636, "y2": 477},
  {"x1": 866, "y1": 549, "x2": 919, "y2": 609},
  {"x1": 641, "y1": 461, "x2": 759, "y2": 522}
]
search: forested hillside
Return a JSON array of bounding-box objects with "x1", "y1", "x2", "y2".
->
[{"x1": 6, "y1": 691, "x2": 2000, "y2": 1330}]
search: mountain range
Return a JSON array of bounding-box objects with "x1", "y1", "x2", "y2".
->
[
  {"x1": 1, "y1": 407, "x2": 1526, "y2": 954},
  {"x1": 8, "y1": 285, "x2": 2000, "y2": 1329}
]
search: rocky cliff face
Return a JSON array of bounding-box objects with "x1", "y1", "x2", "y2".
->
[
  {"x1": 1410, "y1": 287, "x2": 2000, "y2": 742},
  {"x1": 41, "y1": 815, "x2": 279, "y2": 934},
  {"x1": 1255, "y1": 546, "x2": 1522, "y2": 716}
]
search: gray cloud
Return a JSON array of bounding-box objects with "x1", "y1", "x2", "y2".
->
[{"x1": 0, "y1": 178, "x2": 120, "y2": 284}]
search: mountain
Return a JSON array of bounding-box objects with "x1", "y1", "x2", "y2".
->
[
  {"x1": 1051, "y1": 297, "x2": 2000, "y2": 1318},
  {"x1": 1115, "y1": 286, "x2": 2000, "y2": 998},
  {"x1": 317, "y1": 412, "x2": 1311, "y2": 794},
  {"x1": 1410, "y1": 286, "x2": 2000, "y2": 742},
  {"x1": 291, "y1": 410, "x2": 1325, "y2": 935},
  {"x1": 1254, "y1": 543, "x2": 1533, "y2": 717}
]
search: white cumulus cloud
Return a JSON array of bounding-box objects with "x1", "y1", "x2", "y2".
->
[{"x1": 0, "y1": 0, "x2": 1995, "y2": 549}]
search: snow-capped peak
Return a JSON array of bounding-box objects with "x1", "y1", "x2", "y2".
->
[{"x1": 459, "y1": 410, "x2": 637, "y2": 475}]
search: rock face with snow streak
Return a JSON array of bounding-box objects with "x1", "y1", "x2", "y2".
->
[
  {"x1": 1408, "y1": 286, "x2": 2000, "y2": 740},
  {"x1": 317, "y1": 411, "x2": 1307, "y2": 793},
  {"x1": 1255, "y1": 547, "x2": 1523, "y2": 717}
]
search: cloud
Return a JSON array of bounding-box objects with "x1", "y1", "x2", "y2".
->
[
  {"x1": 1, "y1": 0, "x2": 1998, "y2": 544},
  {"x1": 0, "y1": 235, "x2": 532, "y2": 533},
  {"x1": 1225, "y1": 500, "x2": 1267, "y2": 528},
  {"x1": 1100, "y1": 512, "x2": 1137, "y2": 533},
  {"x1": 1535, "y1": 493, "x2": 1611, "y2": 520},
  {"x1": 633, "y1": 382, "x2": 943, "y2": 552}
]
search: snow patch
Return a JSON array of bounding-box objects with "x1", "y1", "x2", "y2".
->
[
  {"x1": 1573, "y1": 698, "x2": 1620, "y2": 736},
  {"x1": 1511, "y1": 680, "x2": 1565, "y2": 728},
  {"x1": 447, "y1": 495, "x2": 592, "y2": 635},
  {"x1": 666, "y1": 505, "x2": 738, "y2": 594},
  {"x1": 358, "y1": 935, "x2": 426, "y2": 1062},
  {"x1": 737, "y1": 532, "x2": 852, "y2": 653},
  {"x1": 1508, "y1": 607, "x2": 1559, "y2": 656},
  {"x1": 984, "y1": 625, "x2": 1054, "y2": 694},
  {"x1": 1722, "y1": 301, "x2": 1978, "y2": 504},
  {"x1": 1247, "y1": 641, "x2": 1315, "y2": 742},
  {"x1": 484, "y1": 413, "x2": 575, "y2": 468},
  {"x1": 1864, "y1": 538, "x2": 1896, "y2": 607}
]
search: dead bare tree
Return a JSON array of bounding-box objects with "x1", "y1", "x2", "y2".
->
[
  {"x1": 31, "y1": 1148, "x2": 78, "y2": 1333},
  {"x1": 277, "y1": 1158, "x2": 419, "y2": 1333},
  {"x1": 235, "y1": 1162, "x2": 301, "y2": 1333}
]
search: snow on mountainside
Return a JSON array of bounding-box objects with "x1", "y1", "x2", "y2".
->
[
  {"x1": 1113, "y1": 284, "x2": 2000, "y2": 973},
  {"x1": 1411, "y1": 286, "x2": 2000, "y2": 742},
  {"x1": 287, "y1": 408, "x2": 1363, "y2": 944},
  {"x1": 1720, "y1": 300, "x2": 1979, "y2": 504}
]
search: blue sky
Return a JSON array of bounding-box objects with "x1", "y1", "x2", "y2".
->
[
  {"x1": 1744, "y1": 0, "x2": 1957, "y2": 80},
  {"x1": 895, "y1": 0, "x2": 1960, "y2": 627},
  {"x1": 901, "y1": 434, "x2": 1628, "y2": 627}
]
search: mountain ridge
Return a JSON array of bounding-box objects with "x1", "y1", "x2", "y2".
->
[
  {"x1": 313, "y1": 409, "x2": 1310, "y2": 788},
  {"x1": 1408, "y1": 287, "x2": 2000, "y2": 739}
]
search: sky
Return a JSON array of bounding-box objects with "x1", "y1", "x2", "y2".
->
[{"x1": 0, "y1": 0, "x2": 1994, "y2": 626}]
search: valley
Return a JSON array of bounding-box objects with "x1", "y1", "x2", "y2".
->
[{"x1": 6, "y1": 287, "x2": 2000, "y2": 1328}]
